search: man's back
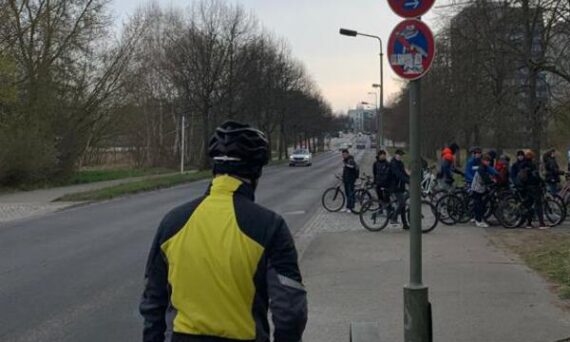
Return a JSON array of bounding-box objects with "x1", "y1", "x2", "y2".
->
[{"x1": 140, "y1": 175, "x2": 307, "y2": 342}]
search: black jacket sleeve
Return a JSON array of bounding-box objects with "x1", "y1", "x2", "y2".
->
[
  {"x1": 267, "y1": 218, "x2": 308, "y2": 342},
  {"x1": 391, "y1": 161, "x2": 409, "y2": 184},
  {"x1": 140, "y1": 224, "x2": 169, "y2": 342},
  {"x1": 373, "y1": 161, "x2": 378, "y2": 181}
]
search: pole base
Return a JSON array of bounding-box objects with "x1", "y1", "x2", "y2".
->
[{"x1": 404, "y1": 284, "x2": 432, "y2": 342}]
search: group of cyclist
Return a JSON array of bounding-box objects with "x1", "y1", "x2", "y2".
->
[
  {"x1": 436, "y1": 145, "x2": 567, "y2": 229},
  {"x1": 341, "y1": 144, "x2": 568, "y2": 231},
  {"x1": 341, "y1": 148, "x2": 410, "y2": 229}
]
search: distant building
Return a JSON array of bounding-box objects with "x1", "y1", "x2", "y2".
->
[{"x1": 347, "y1": 105, "x2": 375, "y2": 132}]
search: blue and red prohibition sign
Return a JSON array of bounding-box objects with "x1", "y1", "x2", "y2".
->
[{"x1": 387, "y1": 19, "x2": 435, "y2": 80}]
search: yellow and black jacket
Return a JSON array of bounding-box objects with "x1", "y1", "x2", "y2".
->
[{"x1": 140, "y1": 175, "x2": 307, "y2": 342}]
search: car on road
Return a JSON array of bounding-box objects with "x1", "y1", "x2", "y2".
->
[{"x1": 289, "y1": 149, "x2": 312, "y2": 167}]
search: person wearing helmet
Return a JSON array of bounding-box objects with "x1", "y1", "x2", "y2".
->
[{"x1": 140, "y1": 121, "x2": 308, "y2": 342}]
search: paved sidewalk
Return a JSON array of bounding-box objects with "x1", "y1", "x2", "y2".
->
[
  {"x1": 296, "y1": 208, "x2": 570, "y2": 342},
  {"x1": 0, "y1": 173, "x2": 181, "y2": 223}
]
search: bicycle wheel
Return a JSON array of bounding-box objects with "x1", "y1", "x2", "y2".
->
[
  {"x1": 435, "y1": 194, "x2": 461, "y2": 225},
  {"x1": 544, "y1": 198, "x2": 564, "y2": 227},
  {"x1": 430, "y1": 189, "x2": 447, "y2": 205},
  {"x1": 359, "y1": 200, "x2": 391, "y2": 232},
  {"x1": 322, "y1": 187, "x2": 345, "y2": 212},
  {"x1": 496, "y1": 195, "x2": 523, "y2": 229},
  {"x1": 454, "y1": 190, "x2": 473, "y2": 224},
  {"x1": 351, "y1": 189, "x2": 373, "y2": 214},
  {"x1": 406, "y1": 200, "x2": 439, "y2": 233},
  {"x1": 549, "y1": 194, "x2": 567, "y2": 223},
  {"x1": 483, "y1": 198, "x2": 500, "y2": 226}
]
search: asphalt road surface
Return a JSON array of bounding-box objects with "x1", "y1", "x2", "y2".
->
[{"x1": 0, "y1": 150, "x2": 354, "y2": 342}]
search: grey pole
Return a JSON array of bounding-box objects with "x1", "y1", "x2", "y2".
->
[
  {"x1": 180, "y1": 115, "x2": 186, "y2": 174},
  {"x1": 367, "y1": 92, "x2": 378, "y2": 134},
  {"x1": 380, "y1": 51, "x2": 384, "y2": 148},
  {"x1": 404, "y1": 79, "x2": 431, "y2": 342}
]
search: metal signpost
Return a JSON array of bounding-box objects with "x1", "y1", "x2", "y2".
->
[{"x1": 386, "y1": 1, "x2": 436, "y2": 341}]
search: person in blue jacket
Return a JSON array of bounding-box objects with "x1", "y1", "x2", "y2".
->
[{"x1": 464, "y1": 147, "x2": 482, "y2": 186}]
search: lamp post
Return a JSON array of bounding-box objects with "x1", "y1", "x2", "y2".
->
[
  {"x1": 339, "y1": 28, "x2": 384, "y2": 148},
  {"x1": 372, "y1": 83, "x2": 384, "y2": 146}
]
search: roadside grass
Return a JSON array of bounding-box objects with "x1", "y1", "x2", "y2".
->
[
  {"x1": 489, "y1": 230, "x2": 570, "y2": 302},
  {"x1": 56, "y1": 171, "x2": 211, "y2": 202},
  {"x1": 0, "y1": 167, "x2": 175, "y2": 194},
  {"x1": 68, "y1": 168, "x2": 174, "y2": 185}
]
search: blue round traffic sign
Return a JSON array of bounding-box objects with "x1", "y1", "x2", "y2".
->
[{"x1": 387, "y1": 0, "x2": 435, "y2": 18}]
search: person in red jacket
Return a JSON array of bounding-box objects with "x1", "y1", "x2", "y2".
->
[{"x1": 494, "y1": 155, "x2": 510, "y2": 188}]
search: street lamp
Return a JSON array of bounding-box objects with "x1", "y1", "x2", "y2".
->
[{"x1": 339, "y1": 28, "x2": 384, "y2": 148}]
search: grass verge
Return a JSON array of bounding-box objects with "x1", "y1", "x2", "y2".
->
[
  {"x1": 56, "y1": 171, "x2": 211, "y2": 202},
  {"x1": 489, "y1": 230, "x2": 570, "y2": 302},
  {"x1": 69, "y1": 168, "x2": 174, "y2": 185}
]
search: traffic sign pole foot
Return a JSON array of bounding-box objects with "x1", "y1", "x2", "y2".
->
[{"x1": 404, "y1": 284, "x2": 432, "y2": 342}]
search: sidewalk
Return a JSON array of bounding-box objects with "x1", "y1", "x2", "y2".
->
[
  {"x1": 0, "y1": 172, "x2": 180, "y2": 223},
  {"x1": 295, "y1": 208, "x2": 570, "y2": 342}
]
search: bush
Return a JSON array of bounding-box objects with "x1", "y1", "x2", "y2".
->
[{"x1": 0, "y1": 126, "x2": 57, "y2": 186}]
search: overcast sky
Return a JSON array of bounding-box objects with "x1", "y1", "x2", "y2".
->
[{"x1": 110, "y1": 0, "x2": 447, "y2": 112}]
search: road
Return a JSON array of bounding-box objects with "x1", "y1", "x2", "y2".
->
[{"x1": 0, "y1": 150, "x2": 353, "y2": 342}]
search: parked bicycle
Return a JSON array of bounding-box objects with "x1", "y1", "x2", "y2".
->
[
  {"x1": 321, "y1": 174, "x2": 374, "y2": 214},
  {"x1": 359, "y1": 195, "x2": 439, "y2": 233},
  {"x1": 497, "y1": 185, "x2": 565, "y2": 228}
]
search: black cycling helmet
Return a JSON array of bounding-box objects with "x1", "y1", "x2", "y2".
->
[
  {"x1": 487, "y1": 149, "x2": 497, "y2": 159},
  {"x1": 208, "y1": 120, "x2": 269, "y2": 180}
]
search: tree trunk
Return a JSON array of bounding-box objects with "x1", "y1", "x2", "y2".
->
[{"x1": 201, "y1": 107, "x2": 210, "y2": 170}]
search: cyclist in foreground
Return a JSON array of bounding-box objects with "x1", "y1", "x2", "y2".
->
[{"x1": 140, "y1": 121, "x2": 308, "y2": 342}]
